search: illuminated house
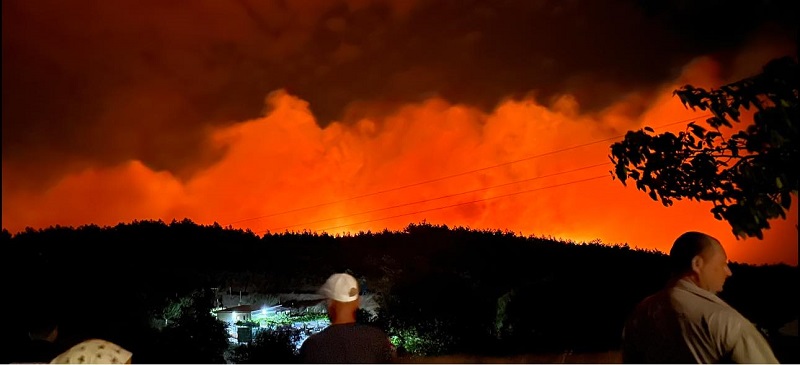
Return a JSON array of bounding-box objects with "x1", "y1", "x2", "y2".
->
[
  {"x1": 213, "y1": 304, "x2": 283, "y2": 324},
  {"x1": 211, "y1": 291, "x2": 378, "y2": 347},
  {"x1": 213, "y1": 304, "x2": 285, "y2": 343}
]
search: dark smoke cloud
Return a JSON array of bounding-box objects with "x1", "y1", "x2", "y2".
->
[{"x1": 2, "y1": 0, "x2": 798, "y2": 187}]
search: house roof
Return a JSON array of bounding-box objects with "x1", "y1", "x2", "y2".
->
[
  {"x1": 215, "y1": 304, "x2": 256, "y2": 313},
  {"x1": 215, "y1": 304, "x2": 282, "y2": 313},
  {"x1": 282, "y1": 298, "x2": 326, "y2": 310}
]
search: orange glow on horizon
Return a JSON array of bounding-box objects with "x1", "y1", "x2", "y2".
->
[{"x1": 2, "y1": 56, "x2": 797, "y2": 266}]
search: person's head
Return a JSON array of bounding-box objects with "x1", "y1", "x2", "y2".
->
[
  {"x1": 669, "y1": 231, "x2": 732, "y2": 293},
  {"x1": 27, "y1": 315, "x2": 58, "y2": 342},
  {"x1": 319, "y1": 273, "x2": 360, "y2": 324},
  {"x1": 50, "y1": 338, "x2": 132, "y2": 364}
]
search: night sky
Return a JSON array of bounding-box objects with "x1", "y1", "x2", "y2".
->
[{"x1": 3, "y1": 0, "x2": 798, "y2": 265}]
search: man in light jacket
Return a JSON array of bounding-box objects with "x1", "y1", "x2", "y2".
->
[{"x1": 622, "y1": 231, "x2": 778, "y2": 363}]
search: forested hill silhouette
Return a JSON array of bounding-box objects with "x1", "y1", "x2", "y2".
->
[{"x1": 2, "y1": 219, "x2": 797, "y2": 363}]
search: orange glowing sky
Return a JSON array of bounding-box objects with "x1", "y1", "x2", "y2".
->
[{"x1": 2, "y1": 0, "x2": 798, "y2": 265}]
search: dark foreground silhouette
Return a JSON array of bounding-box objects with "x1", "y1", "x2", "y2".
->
[{"x1": 2, "y1": 220, "x2": 796, "y2": 363}]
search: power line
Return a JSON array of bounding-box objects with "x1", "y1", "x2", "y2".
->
[
  {"x1": 302, "y1": 175, "x2": 608, "y2": 234},
  {"x1": 228, "y1": 114, "x2": 710, "y2": 225},
  {"x1": 266, "y1": 161, "x2": 608, "y2": 232}
]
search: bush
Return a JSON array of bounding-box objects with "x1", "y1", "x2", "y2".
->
[{"x1": 226, "y1": 325, "x2": 302, "y2": 364}]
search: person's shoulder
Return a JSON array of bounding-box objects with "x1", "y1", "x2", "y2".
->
[
  {"x1": 362, "y1": 324, "x2": 394, "y2": 345},
  {"x1": 631, "y1": 287, "x2": 670, "y2": 313},
  {"x1": 356, "y1": 323, "x2": 388, "y2": 334},
  {"x1": 707, "y1": 306, "x2": 751, "y2": 332},
  {"x1": 301, "y1": 329, "x2": 324, "y2": 348},
  {"x1": 703, "y1": 305, "x2": 767, "y2": 345}
]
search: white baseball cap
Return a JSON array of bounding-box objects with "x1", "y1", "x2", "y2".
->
[{"x1": 319, "y1": 273, "x2": 360, "y2": 302}]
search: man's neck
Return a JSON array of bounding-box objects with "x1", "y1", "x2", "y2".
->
[
  {"x1": 672, "y1": 272, "x2": 707, "y2": 290},
  {"x1": 330, "y1": 317, "x2": 356, "y2": 325},
  {"x1": 677, "y1": 277, "x2": 720, "y2": 296}
]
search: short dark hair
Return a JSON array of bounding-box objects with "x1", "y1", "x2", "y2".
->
[
  {"x1": 26, "y1": 301, "x2": 60, "y2": 338},
  {"x1": 27, "y1": 318, "x2": 57, "y2": 338},
  {"x1": 669, "y1": 231, "x2": 719, "y2": 274}
]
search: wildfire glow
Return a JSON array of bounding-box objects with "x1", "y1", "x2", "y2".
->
[{"x1": 2, "y1": 56, "x2": 797, "y2": 266}]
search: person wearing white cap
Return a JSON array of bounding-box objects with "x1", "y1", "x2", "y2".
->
[{"x1": 299, "y1": 273, "x2": 395, "y2": 363}]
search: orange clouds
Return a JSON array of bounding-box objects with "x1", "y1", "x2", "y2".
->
[
  {"x1": 2, "y1": 57, "x2": 797, "y2": 266},
  {"x1": 2, "y1": 161, "x2": 183, "y2": 231}
]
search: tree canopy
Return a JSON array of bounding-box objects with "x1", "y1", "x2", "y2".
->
[
  {"x1": 3, "y1": 220, "x2": 797, "y2": 362},
  {"x1": 610, "y1": 56, "x2": 798, "y2": 239}
]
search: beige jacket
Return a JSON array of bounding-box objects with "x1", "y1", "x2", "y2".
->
[{"x1": 622, "y1": 279, "x2": 778, "y2": 363}]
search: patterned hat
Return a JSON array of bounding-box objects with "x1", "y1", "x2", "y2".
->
[{"x1": 50, "y1": 339, "x2": 132, "y2": 364}]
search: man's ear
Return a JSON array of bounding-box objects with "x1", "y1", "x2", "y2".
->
[{"x1": 691, "y1": 255, "x2": 704, "y2": 273}]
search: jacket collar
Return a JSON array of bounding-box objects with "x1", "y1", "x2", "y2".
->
[{"x1": 674, "y1": 278, "x2": 730, "y2": 307}]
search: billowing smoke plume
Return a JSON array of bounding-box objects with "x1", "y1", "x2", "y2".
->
[
  {"x1": 3, "y1": 55, "x2": 797, "y2": 265},
  {"x1": 3, "y1": 0, "x2": 798, "y2": 264}
]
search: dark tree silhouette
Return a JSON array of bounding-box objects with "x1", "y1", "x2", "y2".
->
[
  {"x1": 610, "y1": 56, "x2": 799, "y2": 239},
  {"x1": 2, "y1": 220, "x2": 796, "y2": 362},
  {"x1": 226, "y1": 326, "x2": 301, "y2": 364},
  {"x1": 156, "y1": 289, "x2": 230, "y2": 363}
]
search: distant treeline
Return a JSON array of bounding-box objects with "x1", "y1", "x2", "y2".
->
[{"x1": 1, "y1": 219, "x2": 797, "y2": 362}]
